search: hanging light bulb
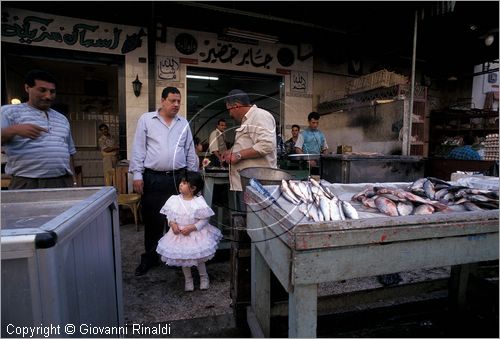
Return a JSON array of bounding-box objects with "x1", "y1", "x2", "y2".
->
[{"x1": 484, "y1": 34, "x2": 495, "y2": 46}]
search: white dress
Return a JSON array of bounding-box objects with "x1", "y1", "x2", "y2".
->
[{"x1": 156, "y1": 194, "x2": 222, "y2": 267}]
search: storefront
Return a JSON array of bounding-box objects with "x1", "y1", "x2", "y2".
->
[
  {"x1": 2, "y1": 7, "x2": 314, "y2": 185},
  {"x1": 2, "y1": 7, "x2": 148, "y2": 186}
]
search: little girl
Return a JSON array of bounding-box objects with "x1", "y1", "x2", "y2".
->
[{"x1": 156, "y1": 170, "x2": 222, "y2": 291}]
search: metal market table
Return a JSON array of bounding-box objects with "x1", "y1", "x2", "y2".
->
[{"x1": 245, "y1": 182, "x2": 499, "y2": 337}]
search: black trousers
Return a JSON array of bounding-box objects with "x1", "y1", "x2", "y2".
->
[
  {"x1": 9, "y1": 174, "x2": 74, "y2": 189},
  {"x1": 140, "y1": 170, "x2": 182, "y2": 265}
]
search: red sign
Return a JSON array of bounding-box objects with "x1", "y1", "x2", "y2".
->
[
  {"x1": 180, "y1": 58, "x2": 198, "y2": 64},
  {"x1": 276, "y1": 68, "x2": 291, "y2": 75}
]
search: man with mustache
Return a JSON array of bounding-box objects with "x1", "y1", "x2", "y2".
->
[
  {"x1": 1, "y1": 69, "x2": 77, "y2": 189},
  {"x1": 129, "y1": 86, "x2": 199, "y2": 276},
  {"x1": 221, "y1": 89, "x2": 277, "y2": 211}
]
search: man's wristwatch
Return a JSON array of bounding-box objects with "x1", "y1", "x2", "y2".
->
[{"x1": 235, "y1": 151, "x2": 242, "y2": 161}]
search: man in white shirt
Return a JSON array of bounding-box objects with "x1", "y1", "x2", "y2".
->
[
  {"x1": 221, "y1": 89, "x2": 277, "y2": 210},
  {"x1": 208, "y1": 119, "x2": 227, "y2": 166},
  {"x1": 129, "y1": 86, "x2": 199, "y2": 276}
]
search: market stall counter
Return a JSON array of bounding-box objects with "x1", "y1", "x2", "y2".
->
[
  {"x1": 245, "y1": 181, "x2": 498, "y2": 337},
  {"x1": 321, "y1": 154, "x2": 425, "y2": 183}
]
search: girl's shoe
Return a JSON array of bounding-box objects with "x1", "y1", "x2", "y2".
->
[
  {"x1": 185, "y1": 278, "x2": 194, "y2": 292},
  {"x1": 200, "y1": 275, "x2": 209, "y2": 290}
]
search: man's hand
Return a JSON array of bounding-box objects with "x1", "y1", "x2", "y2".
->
[
  {"x1": 133, "y1": 179, "x2": 144, "y2": 194},
  {"x1": 221, "y1": 150, "x2": 231, "y2": 164},
  {"x1": 180, "y1": 224, "x2": 196, "y2": 236},
  {"x1": 4, "y1": 124, "x2": 48, "y2": 141},
  {"x1": 308, "y1": 159, "x2": 318, "y2": 167},
  {"x1": 221, "y1": 150, "x2": 240, "y2": 165}
]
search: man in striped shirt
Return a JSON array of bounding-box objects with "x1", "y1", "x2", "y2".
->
[{"x1": 1, "y1": 70, "x2": 77, "y2": 189}]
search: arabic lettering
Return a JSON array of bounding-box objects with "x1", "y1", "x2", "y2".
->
[
  {"x1": 235, "y1": 48, "x2": 273, "y2": 69},
  {"x1": 2, "y1": 15, "x2": 55, "y2": 43},
  {"x1": 121, "y1": 28, "x2": 146, "y2": 54},
  {"x1": 158, "y1": 56, "x2": 180, "y2": 81},
  {"x1": 291, "y1": 71, "x2": 308, "y2": 93},
  {"x1": 2, "y1": 13, "x2": 125, "y2": 52},
  {"x1": 200, "y1": 42, "x2": 273, "y2": 69}
]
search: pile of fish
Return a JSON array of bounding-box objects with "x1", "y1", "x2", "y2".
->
[
  {"x1": 351, "y1": 177, "x2": 499, "y2": 216},
  {"x1": 279, "y1": 177, "x2": 359, "y2": 221}
]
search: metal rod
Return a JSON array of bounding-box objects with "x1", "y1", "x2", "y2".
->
[{"x1": 407, "y1": 10, "x2": 418, "y2": 156}]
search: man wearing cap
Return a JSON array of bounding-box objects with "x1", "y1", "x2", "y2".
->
[{"x1": 221, "y1": 89, "x2": 277, "y2": 210}]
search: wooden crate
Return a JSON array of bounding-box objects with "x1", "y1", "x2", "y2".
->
[
  {"x1": 229, "y1": 211, "x2": 290, "y2": 327},
  {"x1": 230, "y1": 212, "x2": 250, "y2": 249},
  {"x1": 346, "y1": 69, "x2": 408, "y2": 95}
]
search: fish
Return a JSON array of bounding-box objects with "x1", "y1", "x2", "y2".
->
[
  {"x1": 309, "y1": 177, "x2": 331, "y2": 199},
  {"x1": 280, "y1": 180, "x2": 301, "y2": 205},
  {"x1": 423, "y1": 179, "x2": 435, "y2": 199},
  {"x1": 319, "y1": 196, "x2": 331, "y2": 221},
  {"x1": 249, "y1": 178, "x2": 283, "y2": 210},
  {"x1": 399, "y1": 191, "x2": 448, "y2": 211},
  {"x1": 397, "y1": 201, "x2": 414, "y2": 216},
  {"x1": 426, "y1": 177, "x2": 451, "y2": 187},
  {"x1": 374, "y1": 196, "x2": 399, "y2": 216},
  {"x1": 408, "y1": 178, "x2": 427, "y2": 191},
  {"x1": 305, "y1": 182, "x2": 315, "y2": 203},
  {"x1": 298, "y1": 203, "x2": 312, "y2": 221},
  {"x1": 465, "y1": 188, "x2": 499, "y2": 199},
  {"x1": 360, "y1": 196, "x2": 377, "y2": 209},
  {"x1": 351, "y1": 185, "x2": 375, "y2": 202},
  {"x1": 337, "y1": 199, "x2": 346, "y2": 220},
  {"x1": 297, "y1": 181, "x2": 313, "y2": 203},
  {"x1": 468, "y1": 194, "x2": 498, "y2": 204},
  {"x1": 329, "y1": 197, "x2": 342, "y2": 221},
  {"x1": 310, "y1": 185, "x2": 325, "y2": 197},
  {"x1": 308, "y1": 203, "x2": 321, "y2": 222},
  {"x1": 439, "y1": 192, "x2": 456, "y2": 204},
  {"x1": 413, "y1": 204, "x2": 435, "y2": 215},
  {"x1": 474, "y1": 201, "x2": 499, "y2": 210},
  {"x1": 341, "y1": 200, "x2": 359, "y2": 219},
  {"x1": 434, "y1": 188, "x2": 451, "y2": 201},
  {"x1": 289, "y1": 181, "x2": 308, "y2": 203},
  {"x1": 463, "y1": 201, "x2": 483, "y2": 211},
  {"x1": 378, "y1": 193, "x2": 406, "y2": 202},
  {"x1": 320, "y1": 182, "x2": 336, "y2": 200},
  {"x1": 444, "y1": 204, "x2": 468, "y2": 213}
]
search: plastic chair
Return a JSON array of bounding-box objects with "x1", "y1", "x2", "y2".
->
[{"x1": 105, "y1": 169, "x2": 141, "y2": 231}]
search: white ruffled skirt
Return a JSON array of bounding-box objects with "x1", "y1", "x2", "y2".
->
[{"x1": 156, "y1": 224, "x2": 223, "y2": 267}]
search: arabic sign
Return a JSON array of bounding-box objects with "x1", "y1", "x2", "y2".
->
[
  {"x1": 175, "y1": 33, "x2": 197, "y2": 55},
  {"x1": 291, "y1": 71, "x2": 308, "y2": 94},
  {"x1": 198, "y1": 41, "x2": 274, "y2": 69},
  {"x1": 165, "y1": 28, "x2": 314, "y2": 75},
  {"x1": 1, "y1": 8, "x2": 147, "y2": 55},
  {"x1": 157, "y1": 56, "x2": 180, "y2": 82}
]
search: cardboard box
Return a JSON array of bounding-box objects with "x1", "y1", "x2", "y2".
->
[{"x1": 337, "y1": 145, "x2": 352, "y2": 154}]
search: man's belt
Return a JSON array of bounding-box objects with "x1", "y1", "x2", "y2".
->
[{"x1": 144, "y1": 168, "x2": 187, "y2": 176}]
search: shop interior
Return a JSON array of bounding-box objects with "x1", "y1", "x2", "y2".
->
[{"x1": 186, "y1": 67, "x2": 282, "y2": 154}]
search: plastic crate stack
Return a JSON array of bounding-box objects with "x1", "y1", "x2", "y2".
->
[
  {"x1": 345, "y1": 69, "x2": 408, "y2": 95},
  {"x1": 483, "y1": 134, "x2": 499, "y2": 160}
]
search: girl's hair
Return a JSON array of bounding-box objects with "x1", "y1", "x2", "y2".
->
[{"x1": 182, "y1": 170, "x2": 204, "y2": 196}]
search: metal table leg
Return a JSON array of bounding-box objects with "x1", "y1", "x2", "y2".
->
[{"x1": 289, "y1": 283, "x2": 318, "y2": 337}]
